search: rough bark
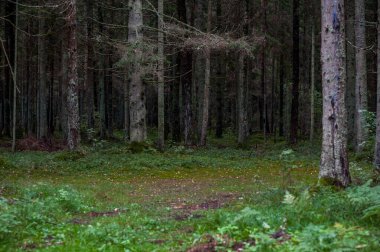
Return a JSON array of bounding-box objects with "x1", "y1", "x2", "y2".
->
[
  {"x1": 11, "y1": 0, "x2": 18, "y2": 152},
  {"x1": 128, "y1": 0, "x2": 146, "y2": 142},
  {"x1": 61, "y1": 41, "x2": 68, "y2": 139},
  {"x1": 178, "y1": 0, "x2": 193, "y2": 146},
  {"x1": 279, "y1": 55, "x2": 285, "y2": 137},
  {"x1": 157, "y1": 0, "x2": 165, "y2": 149},
  {"x1": 66, "y1": 0, "x2": 80, "y2": 150},
  {"x1": 37, "y1": 3, "x2": 48, "y2": 140},
  {"x1": 3, "y1": 0, "x2": 15, "y2": 137},
  {"x1": 237, "y1": 52, "x2": 248, "y2": 144},
  {"x1": 215, "y1": 0, "x2": 224, "y2": 139},
  {"x1": 310, "y1": 24, "x2": 315, "y2": 141},
  {"x1": 261, "y1": 0, "x2": 267, "y2": 139},
  {"x1": 85, "y1": 0, "x2": 95, "y2": 129},
  {"x1": 345, "y1": 0, "x2": 355, "y2": 141},
  {"x1": 98, "y1": 7, "x2": 106, "y2": 139},
  {"x1": 320, "y1": 0, "x2": 351, "y2": 187},
  {"x1": 374, "y1": 0, "x2": 380, "y2": 170},
  {"x1": 354, "y1": 0, "x2": 368, "y2": 152},
  {"x1": 290, "y1": 0, "x2": 300, "y2": 144},
  {"x1": 199, "y1": 0, "x2": 212, "y2": 146}
]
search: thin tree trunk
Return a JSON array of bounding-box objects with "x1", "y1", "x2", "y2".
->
[
  {"x1": 215, "y1": 0, "x2": 224, "y2": 139},
  {"x1": 66, "y1": 0, "x2": 80, "y2": 150},
  {"x1": 11, "y1": 0, "x2": 18, "y2": 152},
  {"x1": 128, "y1": 0, "x2": 146, "y2": 142},
  {"x1": 157, "y1": 0, "x2": 165, "y2": 149},
  {"x1": 290, "y1": 0, "x2": 300, "y2": 144},
  {"x1": 345, "y1": 0, "x2": 355, "y2": 142},
  {"x1": 310, "y1": 24, "x2": 315, "y2": 141},
  {"x1": 320, "y1": 0, "x2": 351, "y2": 187},
  {"x1": 178, "y1": 0, "x2": 193, "y2": 146},
  {"x1": 374, "y1": 0, "x2": 380, "y2": 171},
  {"x1": 237, "y1": 52, "x2": 248, "y2": 144},
  {"x1": 98, "y1": 7, "x2": 106, "y2": 139},
  {"x1": 85, "y1": 0, "x2": 95, "y2": 129},
  {"x1": 61, "y1": 41, "x2": 68, "y2": 139},
  {"x1": 279, "y1": 55, "x2": 285, "y2": 137},
  {"x1": 3, "y1": 0, "x2": 15, "y2": 137},
  {"x1": 216, "y1": 53, "x2": 225, "y2": 139},
  {"x1": 38, "y1": 3, "x2": 48, "y2": 140},
  {"x1": 354, "y1": 0, "x2": 368, "y2": 152},
  {"x1": 199, "y1": 0, "x2": 212, "y2": 146}
]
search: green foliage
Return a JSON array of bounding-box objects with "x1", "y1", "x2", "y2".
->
[
  {"x1": 128, "y1": 141, "x2": 157, "y2": 154},
  {"x1": 54, "y1": 149, "x2": 87, "y2": 161},
  {"x1": 0, "y1": 138, "x2": 379, "y2": 251},
  {"x1": 0, "y1": 156, "x2": 14, "y2": 170},
  {"x1": 0, "y1": 184, "x2": 88, "y2": 245},
  {"x1": 364, "y1": 110, "x2": 376, "y2": 136},
  {"x1": 348, "y1": 180, "x2": 380, "y2": 220}
]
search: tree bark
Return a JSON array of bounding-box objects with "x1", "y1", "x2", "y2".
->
[
  {"x1": 85, "y1": 0, "x2": 95, "y2": 129},
  {"x1": 98, "y1": 7, "x2": 106, "y2": 139},
  {"x1": 3, "y1": 0, "x2": 15, "y2": 137},
  {"x1": 199, "y1": 0, "x2": 212, "y2": 146},
  {"x1": 237, "y1": 52, "x2": 248, "y2": 144},
  {"x1": 279, "y1": 55, "x2": 285, "y2": 137},
  {"x1": 290, "y1": 0, "x2": 300, "y2": 144},
  {"x1": 37, "y1": 3, "x2": 48, "y2": 140},
  {"x1": 310, "y1": 24, "x2": 315, "y2": 141},
  {"x1": 178, "y1": 0, "x2": 194, "y2": 146},
  {"x1": 354, "y1": 0, "x2": 368, "y2": 152},
  {"x1": 261, "y1": 0, "x2": 267, "y2": 140},
  {"x1": 157, "y1": 0, "x2": 165, "y2": 149},
  {"x1": 320, "y1": 0, "x2": 351, "y2": 187},
  {"x1": 66, "y1": 0, "x2": 80, "y2": 150},
  {"x1": 374, "y1": 0, "x2": 380, "y2": 171},
  {"x1": 11, "y1": 0, "x2": 18, "y2": 152},
  {"x1": 128, "y1": 0, "x2": 146, "y2": 142},
  {"x1": 345, "y1": 0, "x2": 355, "y2": 142}
]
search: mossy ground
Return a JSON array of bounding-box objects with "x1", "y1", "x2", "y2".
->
[{"x1": 0, "y1": 133, "x2": 379, "y2": 251}]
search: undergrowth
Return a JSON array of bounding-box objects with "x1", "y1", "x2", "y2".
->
[{"x1": 0, "y1": 133, "x2": 379, "y2": 251}]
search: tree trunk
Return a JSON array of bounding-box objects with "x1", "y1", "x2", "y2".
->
[
  {"x1": 85, "y1": 0, "x2": 95, "y2": 129},
  {"x1": 354, "y1": 0, "x2": 368, "y2": 152},
  {"x1": 290, "y1": 0, "x2": 300, "y2": 144},
  {"x1": 128, "y1": 0, "x2": 146, "y2": 142},
  {"x1": 178, "y1": 0, "x2": 193, "y2": 146},
  {"x1": 3, "y1": 0, "x2": 15, "y2": 137},
  {"x1": 320, "y1": 0, "x2": 351, "y2": 187},
  {"x1": 279, "y1": 55, "x2": 285, "y2": 137},
  {"x1": 310, "y1": 24, "x2": 315, "y2": 141},
  {"x1": 199, "y1": 0, "x2": 212, "y2": 146},
  {"x1": 11, "y1": 0, "x2": 18, "y2": 152},
  {"x1": 345, "y1": 0, "x2": 355, "y2": 142},
  {"x1": 237, "y1": 52, "x2": 248, "y2": 144},
  {"x1": 157, "y1": 0, "x2": 165, "y2": 149},
  {"x1": 374, "y1": 0, "x2": 380, "y2": 171},
  {"x1": 98, "y1": 7, "x2": 107, "y2": 139},
  {"x1": 61, "y1": 41, "x2": 68, "y2": 139},
  {"x1": 66, "y1": 0, "x2": 80, "y2": 150},
  {"x1": 37, "y1": 3, "x2": 48, "y2": 140}
]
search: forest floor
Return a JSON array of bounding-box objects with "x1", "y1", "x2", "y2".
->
[{"x1": 0, "y1": 133, "x2": 379, "y2": 251}]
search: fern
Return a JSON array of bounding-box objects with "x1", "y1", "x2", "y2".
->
[{"x1": 347, "y1": 180, "x2": 380, "y2": 219}]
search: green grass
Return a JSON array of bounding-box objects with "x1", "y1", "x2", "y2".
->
[{"x1": 0, "y1": 134, "x2": 379, "y2": 251}]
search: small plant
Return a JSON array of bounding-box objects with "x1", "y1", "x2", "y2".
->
[
  {"x1": 279, "y1": 149, "x2": 297, "y2": 188},
  {"x1": 348, "y1": 180, "x2": 380, "y2": 220},
  {"x1": 54, "y1": 149, "x2": 87, "y2": 161}
]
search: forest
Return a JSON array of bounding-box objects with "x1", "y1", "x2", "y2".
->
[{"x1": 0, "y1": 0, "x2": 380, "y2": 251}]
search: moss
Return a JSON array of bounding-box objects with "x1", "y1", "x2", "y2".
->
[{"x1": 318, "y1": 177, "x2": 346, "y2": 190}]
